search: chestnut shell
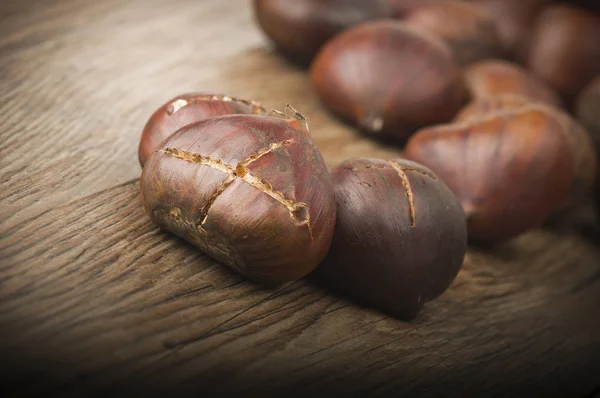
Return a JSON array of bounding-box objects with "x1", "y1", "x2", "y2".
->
[
  {"x1": 138, "y1": 93, "x2": 266, "y2": 166},
  {"x1": 140, "y1": 114, "x2": 336, "y2": 284},
  {"x1": 576, "y1": 76, "x2": 600, "y2": 151},
  {"x1": 464, "y1": 60, "x2": 562, "y2": 107},
  {"x1": 310, "y1": 20, "x2": 467, "y2": 140},
  {"x1": 525, "y1": 5, "x2": 600, "y2": 104},
  {"x1": 404, "y1": 106, "x2": 577, "y2": 241},
  {"x1": 401, "y1": 0, "x2": 505, "y2": 65},
  {"x1": 315, "y1": 158, "x2": 467, "y2": 320},
  {"x1": 469, "y1": 0, "x2": 548, "y2": 59},
  {"x1": 453, "y1": 94, "x2": 531, "y2": 123},
  {"x1": 253, "y1": 0, "x2": 387, "y2": 62}
]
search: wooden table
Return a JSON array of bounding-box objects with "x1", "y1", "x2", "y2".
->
[{"x1": 1, "y1": 1, "x2": 599, "y2": 396}]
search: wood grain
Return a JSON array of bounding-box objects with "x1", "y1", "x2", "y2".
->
[{"x1": 1, "y1": 0, "x2": 599, "y2": 397}]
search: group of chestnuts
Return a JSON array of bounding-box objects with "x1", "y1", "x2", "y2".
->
[{"x1": 138, "y1": 0, "x2": 600, "y2": 321}]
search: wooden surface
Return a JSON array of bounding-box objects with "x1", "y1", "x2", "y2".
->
[{"x1": 1, "y1": 0, "x2": 599, "y2": 396}]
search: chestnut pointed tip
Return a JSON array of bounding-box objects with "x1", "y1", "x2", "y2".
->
[
  {"x1": 360, "y1": 115, "x2": 384, "y2": 134},
  {"x1": 462, "y1": 203, "x2": 478, "y2": 222}
]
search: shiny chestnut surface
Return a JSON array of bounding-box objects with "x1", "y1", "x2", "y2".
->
[
  {"x1": 315, "y1": 157, "x2": 467, "y2": 320},
  {"x1": 141, "y1": 114, "x2": 336, "y2": 284}
]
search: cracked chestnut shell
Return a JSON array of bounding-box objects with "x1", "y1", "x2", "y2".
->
[
  {"x1": 464, "y1": 60, "x2": 562, "y2": 107},
  {"x1": 525, "y1": 5, "x2": 600, "y2": 104},
  {"x1": 140, "y1": 114, "x2": 336, "y2": 284},
  {"x1": 138, "y1": 93, "x2": 266, "y2": 166},
  {"x1": 253, "y1": 0, "x2": 388, "y2": 62},
  {"x1": 315, "y1": 158, "x2": 467, "y2": 320},
  {"x1": 401, "y1": 0, "x2": 504, "y2": 65},
  {"x1": 404, "y1": 105, "x2": 595, "y2": 241},
  {"x1": 310, "y1": 20, "x2": 467, "y2": 140}
]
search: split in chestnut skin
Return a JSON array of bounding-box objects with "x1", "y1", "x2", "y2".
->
[
  {"x1": 138, "y1": 93, "x2": 266, "y2": 167},
  {"x1": 314, "y1": 157, "x2": 467, "y2": 320},
  {"x1": 404, "y1": 105, "x2": 598, "y2": 242},
  {"x1": 140, "y1": 114, "x2": 336, "y2": 285},
  {"x1": 310, "y1": 20, "x2": 467, "y2": 141}
]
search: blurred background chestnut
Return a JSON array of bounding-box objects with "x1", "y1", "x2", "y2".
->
[
  {"x1": 399, "y1": 0, "x2": 505, "y2": 65},
  {"x1": 315, "y1": 157, "x2": 467, "y2": 320},
  {"x1": 525, "y1": 4, "x2": 600, "y2": 105},
  {"x1": 453, "y1": 94, "x2": 531, "y2": 122},
  {"x1": 404, "y1": 106, "x2": 580, "y2": 241},
  {"x1": 576, "y1": 75, "x2": 600, "y2": 150},
  {"x1": 253, "y1": 0, "x2": 388, "y2": 63},
  {"x1": 468, "y1": 0, "x2": 548, "y2": 60},
  {"x1": 310, "y1": 20, "x2": 467, "y2": 141},
  {"x1": 464, "y1": 60, "x2": 562, "y2": 107}
]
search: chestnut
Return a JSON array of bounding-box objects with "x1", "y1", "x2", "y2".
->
[
  {"x1": 400, "y1": 0, "x2": 505, "y2": 65},
  {"x1": 253, "y1": 0, "x2": 387, "y2": 62},
  {"x1": 576, "y1": 76, "x2": 600, "y2": 151},
  {"x1": 140, "y1": 114, "x2": 336, "y2": 284},
  {"x1": 525, "y1": 4, "x2": 600, "y2": 104},
  {"x1": 138, "y1": 93, "x2": 266, "y2": 166},
  {"x1": 404, "y1": 106, "x2": 579, "y2": 241},
  {"x1": 315, "y1": 158, "x2": 467, "y2": 320},
  {"x1": 310, "y1": 20, "x2": 467, "y2": 140},
  {"x1": 468, "y1": 0, "x2": 548, "y2": 59},
  {"x1": 455, "y1": 99, "x2": 598, "y2": 206},
  {"x1": 453, "y1": 94, "x2": 531, "y2": 123},
  {"x1": 464, "y1": 60, "x2": 562, "y2": 107}
]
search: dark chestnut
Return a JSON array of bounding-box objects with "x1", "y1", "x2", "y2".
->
[
  {"x1": 253, "y1": 0, "x2": 388, "y2": 62},
  {"x1": 400, "y1": 0, "x2": 505, "y2": 65},
  {"x1": 576, "y1": 76, "x2": 600, "y2": 151},
  {"x1": 140, "y1": 114, "x2": 336, "y2": 284},
  {"x1": 525, "y1": 5, "x2": 600, "y2": 104},
  {"x1": 138, "y1": 93, "x2": 266, "y2": 166},
  {"x1": 315, "y1": 158, "x2": 467, "y2": 320},
  {"x1": 464, "y1": 60, "x2": 562, "y2": 107},
  {"x1": 469, "y1": 0, "x2": 548, "y2": 59},
  {"x1": 310, "y1": 20, "x2": 467, "y2": 140},
  {"x1": 404, "y1": 106, "x2": 579, "y2": 241}
]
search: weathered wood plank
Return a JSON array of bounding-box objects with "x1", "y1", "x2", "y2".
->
[
  {"x1": 2, "y1": 0, "x2": 600, "y2": 396},
  {"x1": 1, "y1": 181, "x2": 599, "y2": 397}
]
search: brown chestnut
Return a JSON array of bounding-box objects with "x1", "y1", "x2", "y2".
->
[
  {"x1": 140, "y1": 114, "x2": 336, "y2": 284},
  {"x1": 138, "y1": 93, "x2": 266, "y2": 166},
  {"x1": 468, "y1": 0, "x2": 548, "y2": 59},
  {"x1": 310, "y1": 20, "x2": 467, "y2": 140},
  {"x1": 453, "y1": 94, "x2": 531, "y2": 123},
  {"x1": 455, "y1": 99, "x2": 598, "y2": 205},
  {"x1": 315, "y1": 158, "x2": 467, "y2": 320},
  {"x1": 404, "y1": 106, "x2": 579, "y2": 241},
  {"x1": 525, "y1": 5, "x2": 600, "y2": 104},
  {"x1": 400, "y1": 0, "x2": 505, "y2": 65},
  {"x1": 576, "y1": 76, "x2": 600, "y2": 151},
  {"x1": 464, "y1": 60, "x2": 562, "y2": 107},
  {"x1": 253, "y1": 0, "x2": 388, "y2": 62}
]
